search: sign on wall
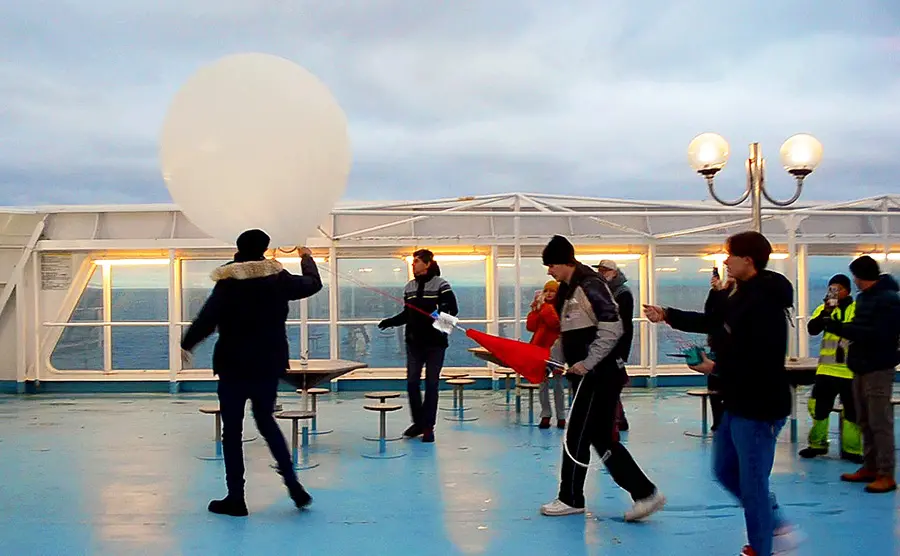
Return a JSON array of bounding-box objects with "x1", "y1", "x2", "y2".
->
[{"x1": 41, "y1": 254, "x2": 72, "y2": 291}]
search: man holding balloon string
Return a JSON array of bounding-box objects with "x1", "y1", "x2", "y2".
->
[{"x1": 181, "y1": 230, "x2": 323, "y2": 517}]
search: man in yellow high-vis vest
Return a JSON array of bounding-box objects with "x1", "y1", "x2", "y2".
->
[{"x1": 799, "y1": 274, "x2": 863, "y2": 462}]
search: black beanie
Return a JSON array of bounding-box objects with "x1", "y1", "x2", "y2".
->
[
  {"x1": 542, "y1": 235, "x2": 576, "y2": 265},
  {"x1": 828, "y1": 274, "x2": 852, "y2": 291},
  {"x1": 235, "y1": 229, "x2": 270, "y2": 262},
  {"x1": 849, "y1": 255, "x2": 880, "y2": 281}
]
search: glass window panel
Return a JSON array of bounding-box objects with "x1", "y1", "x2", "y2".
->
[
  {"x1": 181, "y1": 260, "x2": 230, "y2": 322},
  {"x1": 183, "y1": 330, "x2": 217, "y2": 370},
  {"x1": 50, "y1": 326, "x2": 104, "y2": 370},
  {"x1": 498, "y1": 258, "x2": 549, "y2": 320},
  {"x1": 280, "y1": 260, "x2": 330, "y2": 322},
  {"x1": 655, "y1": 256, "x2": 716, "y2": 364},
  {"x1": 445, "y1": 323, "x2": 488, "y2": 367},
  {"x1": 436, "y1": 259, "x2": 486, "y2": 320},
  {"x1": 287, "y1": 324, "x2": 331, "y2": 360},
  {"x1": 111, "y1": 326, "x2": 169, "y2": 370},
  {"x1": 69, "y1": 267, "x2": 103, "y2": 322},
  {"x1": 337, "y1": 324, "x2": 400, "y2": 367},
  {"x1": 337, "y1": 258, "x2": 408, "y2": 320},
  {"x1": 110, "y1": 265, "x2": 169, "y2": 322}
]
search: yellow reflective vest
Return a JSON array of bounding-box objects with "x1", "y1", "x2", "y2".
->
[{"x1": 811, "y1": 302, "x2": 856, "y2": 379}]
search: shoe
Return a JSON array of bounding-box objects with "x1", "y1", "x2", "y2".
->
[
  {"x1": 208, "y1": 496, "x2": 248, "y2": 517},
  {"x1": 739, "y1": 545, "x2": 757, "y2": 556},
  {"x1": 841, "y1": 467, "x2": 877, "y2": 483},
  {"x1": 422, "y1": 428, "x2": 434, "y2": 443},
  {"x1": 618, "y1": 419, "x2": 629, "y2": 432},
  {"x1": 403, "y1": 424, "x2": 423, "y2": 438},
  {"x1": 798, "y1": 446, "x2": 828, "y2": 459},
  {"x1": 865, "y1": 475, "x2": 897, "y2": 493},
  {"x1": 624, "y1": 490, "x2": 666, "y2": 522},
  {"x1": 287, "y1": 482, "x2": 312, "y2": 510},
  {"x1": 538, "y1": 417, "x2": 551, "y2": 429},
  {"x1": 557, "y1": 419, "x2": 566, "y2": 429},
  {"x1": 840, "y1": 451, "x2": 864, "y2": 464},
  {"x1": 540, "y1": 498, "x2": 585, "y2": 516},
  {"x1": 774, "y1": 524, "x2": 806, "y2": 554}
]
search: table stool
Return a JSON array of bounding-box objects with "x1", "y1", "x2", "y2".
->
[
  {"x1": 363, "y1": 392, "x2": 403, "y2": 441},
  {"x1": 441, "y1": 372, "x2": 471, "y2": 411},
  {"x1": 296, "y1": 387, "x2": 332, "y2": 436},
  {"x1": 517, "y1": 383, "x2": 541, "y2": 427},
  {"x1": 493, "y1": 369, "x2": 517, "y2": 409},
  {"x1": 195, "y1": 405, "x2": 257, "y2": 461},
  {"x1": 363, "y1": 403, "x2": 407, "y2": 459},
  {"x1": 443, "y1": 378, "x2": 478, "y2": 422},
  {"x1": 684, "y1": 389, "x2": 720, "y2": 439},
  {"x1": 275, "y1": 410, "x2": 319, "y2": 470}
]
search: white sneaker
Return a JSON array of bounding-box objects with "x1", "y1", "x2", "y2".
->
[
  {"x1": 624, "y1": 490, "x2": 666, "y2": 522},
  {"x1": 774, "y1": 524, "x2": 805, "y2": 554},
  {"x1": 540, "y1": 499, "x2": 585, "y2": 516}
]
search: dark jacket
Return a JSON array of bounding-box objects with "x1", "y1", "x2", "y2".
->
[
  {"x1": 181, "y1": 256, "x2": 323, "y2": 379},
  {"x1": 379, "y1": 264, "x2": 459, "y2": 348},
  {"x1": 553, "y1": 263, "x2": 626, "y2": 384},
  {"x1": 825, "y1": 274, "x2": 900, "y2": 374},
  {"x1": 605, "y1": 271, "x2": 634, "y2": 364},
  {"x1": 664, "y1": 270, "x2": 794, "y2": 421}
]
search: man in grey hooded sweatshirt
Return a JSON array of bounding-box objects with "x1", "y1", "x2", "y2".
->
[{"x1": 596, "y1": 260, "x2": 634, "y2": 432}]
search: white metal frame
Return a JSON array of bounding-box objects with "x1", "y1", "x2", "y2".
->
[{"x1": 4, "y1": 192, "x2": 894, "y2": 385}]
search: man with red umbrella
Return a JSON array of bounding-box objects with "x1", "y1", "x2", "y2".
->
[{"x1": 538, "y1": 235, "x2": 666, "y2": 521}]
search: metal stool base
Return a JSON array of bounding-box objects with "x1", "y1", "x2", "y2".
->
[{"x1": 364, "y1": 434, "x2": 403, "y2": 442}]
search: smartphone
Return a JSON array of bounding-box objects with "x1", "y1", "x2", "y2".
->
[
  {"x1": 712, "y1": 267, "x2": 720, "y2": 280},
  {"x1": 825, "y1": 284, "x2": 839, "y2": 308}
]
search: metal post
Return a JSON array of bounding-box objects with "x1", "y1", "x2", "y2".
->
[
  {"x1": 749, "y1": 143, "x2": 764, "y2": 233},
  {"x1": 513, "y1": 197, "x2": 522, "y2": 413},
  {"x1": 785, "y1": 219, "x2": 799, "y2": 359},
  {"x1": 168, "y1": 249, "x2": 181, "y2": 394}
]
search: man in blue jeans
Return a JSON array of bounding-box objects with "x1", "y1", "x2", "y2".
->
[{"x1": 644, "y1": 231, "x2": 800, "y2": 556}]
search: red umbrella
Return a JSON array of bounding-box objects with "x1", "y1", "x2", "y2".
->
[{"x1": 465, "y1": 328, "x2": 558, "y2": 384}]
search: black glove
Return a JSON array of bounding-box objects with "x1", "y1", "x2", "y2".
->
[{"x1": 377, "y1": 319, "x2": 390, "y2": 330}]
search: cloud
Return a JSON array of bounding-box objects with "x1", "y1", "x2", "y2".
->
[{"x1": 1, "y1": 0, "x2": 899, "y2": 205}]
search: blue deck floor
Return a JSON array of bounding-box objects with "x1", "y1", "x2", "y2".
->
[{"x1": 1, "y1": 387, "x2": 897, "y2": 555}]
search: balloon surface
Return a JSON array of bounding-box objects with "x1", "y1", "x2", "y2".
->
[{"x1": 160, "y1": 53, "x2": 351, "y2": 248}]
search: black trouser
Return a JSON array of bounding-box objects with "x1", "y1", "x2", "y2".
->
[
  {"x1": 406, "y1": 344, "x2": 445, "y2": 429},
  {"x1": 559, "y1": 370, "x2": 657, "y2": 507},
  {"x1": 812, "y1": 374, "x2": 857, "y2": 423},
  {"x1": 708, "y1": 373, "x2": 725, "y2": 431},
  {"x1": 218, "y1": 377, "x2": 299, "y2": 497}
]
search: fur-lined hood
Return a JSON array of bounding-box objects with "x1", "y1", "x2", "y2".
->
[{"x1": 210, "y1": 259, "x2": 284, "y2": 282}]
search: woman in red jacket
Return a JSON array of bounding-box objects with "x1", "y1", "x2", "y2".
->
[{"x1": 527, "y1": 280, "x2": 565, "y2": 429}]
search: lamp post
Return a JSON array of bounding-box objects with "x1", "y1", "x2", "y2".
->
[{"x1": 687, "y1": 133, "x2": 823, "y2": 232}]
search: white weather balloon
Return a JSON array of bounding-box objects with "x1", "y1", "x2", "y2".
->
[{"x1": 159, "y1": 53, "x2": 351, "y2": 248}]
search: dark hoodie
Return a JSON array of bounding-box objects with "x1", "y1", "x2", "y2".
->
[
  {"x1": 181, "y1": 256, "x2": 322, "y2": 379},
  {"x1": 664, "y1": 270, "x2": 795, "y2": 421},
  {"x1": 379, "y1": 262, "x2": 459, "y2": 348},
  {"x1": 825, "y1": 274, "x2": 900, "y2": 374}
]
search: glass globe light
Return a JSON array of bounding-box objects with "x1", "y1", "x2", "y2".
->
[
  {"x1": 780, "y1": 134, "x2": 822, "y2": 177},
  {"x1": 687, "y1": 133, "x2": 730, "y2": 176}
]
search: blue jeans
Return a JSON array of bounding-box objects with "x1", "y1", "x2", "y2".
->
[{"x1": 713, "y1": 411, "x2": 787, "y2": 555}]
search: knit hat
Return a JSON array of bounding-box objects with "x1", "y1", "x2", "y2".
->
[
  {"x1": 543, "y1": 280, "x2": 559, "y2": 292},
  {"x1": 828, "y1": 273, "x2": 852, "y2": 291},
  {"x1": 849, "y1": 255, "x2": 880, "y2": 281},
  {"x1": 235, "y1": 229, "x2": 270, "y2": 262},
  {"x1": 541, "y1": 235, "x2": 576, "y2": 265}
]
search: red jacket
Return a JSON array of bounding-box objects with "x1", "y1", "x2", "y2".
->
[{"x1": 526, "y1": 303, "x2": 561, "y2": 349}]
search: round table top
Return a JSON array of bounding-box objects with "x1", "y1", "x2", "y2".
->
[
  {"x1": 199, "y1": 405, "x2": 220, "y2": 414},
  {"x1": 364, "y1": 403, "x2": 403, "y2": 412},
  {"x1": 276, "y1": 410, "x2": 316, "y2": 420},
  {"x1": 365, "y1": 391, "x2": 402, "y2": 399},
  {"x1": 446, "y1": 378, "x2": 475, "y2": 386}
]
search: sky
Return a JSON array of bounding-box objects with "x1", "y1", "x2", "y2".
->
[{"x1": 2, "y1": 1, "x2": 899, "y2": 207}]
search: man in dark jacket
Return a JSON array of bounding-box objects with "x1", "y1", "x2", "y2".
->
[
  {"x1": 826, "y1": 256, "x2": 900, "y2": 494},
  {"x1": 378, "y1": 249, "x2": 458, "y2": 444},
  {"x1": 644, "y1": 231, "x2": 798, "y2": 556},
  {"x1": 181, "y1": 229, "x2": 323, "y2": 517},
  {"x1": 596, "y1": 259, "x2": 634, "y2": 432},
  {"x1": 539, "y1": 236, "x2": 665, "y2": 522}
]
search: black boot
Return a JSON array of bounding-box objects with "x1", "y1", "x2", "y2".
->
[
  {"x1": 208, "y1": 495, "x2": 248, "y2": 517},
  {"x1": 287, "y1": 482, "x2": 312, "y2": 510},
  {"x1": 403, "y1": 424, "x2": 423, "y2": 438}
]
